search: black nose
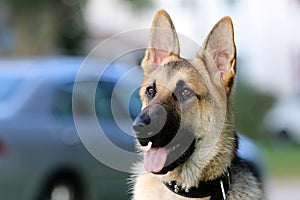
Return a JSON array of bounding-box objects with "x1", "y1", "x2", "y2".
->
[
  {"x1": 132, "y1": 113, "x2": 151, "y2": 132},
  {"x1": 132, "y1": 105, "x2": 167, "y2": 146},
  {"x1": 133, "y1": 113, "x2": 153, "y2": 146}
]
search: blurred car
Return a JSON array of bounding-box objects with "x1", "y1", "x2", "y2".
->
[
  {"x1": 264, "y1": 95, "x2": 300, "y2": 142},
  {"x1": 0, "y1": 57, "x2": 141, "y2": 200},
  {"x1": 0, "y1": 57, "x2": 263, "y2": 200}
]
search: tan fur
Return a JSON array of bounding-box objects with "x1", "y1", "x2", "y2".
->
[{"x1": 131, "y1": 9, "x2": 263, "y2": 200}]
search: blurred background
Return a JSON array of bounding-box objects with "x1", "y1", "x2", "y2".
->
[{"x1": 0, "y1": 0, "x2": 300, "y2": 199}]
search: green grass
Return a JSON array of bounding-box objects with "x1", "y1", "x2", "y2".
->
[
  {"x1": 262, "y1": 142, "x2": 300, "y2": 177},
  {"x1": 233, "y1": 81, "x2": 275, "y2": 141}
]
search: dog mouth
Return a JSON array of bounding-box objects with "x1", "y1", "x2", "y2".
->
[
  {"x1": 143, "y1": 142, "x2": 168, "y2": 173},
  {"x1": 133, "y1": 104, "x2": 196, "y2": 174},
  {"x1": 142, "y1": 138, "x2": 195, "y2": 174}
]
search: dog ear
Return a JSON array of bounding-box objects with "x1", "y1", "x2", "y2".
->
[
  {"x1": 141, "y1": 9, "x2": 180, "y2": 74},
  {"x1": 201, "y1": 16, "x2": 236, "y2": 87}
]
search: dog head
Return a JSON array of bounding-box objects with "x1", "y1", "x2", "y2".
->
[{"x1": 133, "y1": 9, "x2": 237, "y2": 179}]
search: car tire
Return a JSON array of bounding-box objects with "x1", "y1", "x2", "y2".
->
[
  {"x1": 37, "y1": 176, "x2": 83, "y2": 200},
  {"x1": 50, "y1": 181, "x2": 75, "y2": 200}
]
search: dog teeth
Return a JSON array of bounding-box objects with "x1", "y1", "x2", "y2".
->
[{"x1": 145, "y1": 142, "x2": 152, "y2": 151}]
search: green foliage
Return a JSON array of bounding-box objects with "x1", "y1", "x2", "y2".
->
[
  {"x1": 125, "y1": 0, "x2": 153, "y2": 10},
  {"x1": 3, "y1": 0, "x2": 85, "y2": 10},
  {"x1": 3, "y1": 0, "x2": 60, "y2": 11},
  {"x1": 3, "y1": 0, "x2": 86, "y2": 55},
  {"x1": 233, "y1": 81, "x2": 275, "y2": 141},
  {"x1": 230, "y1": 80, "x2": 300, "y2": 177}
]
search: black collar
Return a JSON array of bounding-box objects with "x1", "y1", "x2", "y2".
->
[{"x1": 163, "y1": 171, "x2": 231, "y2": 199}]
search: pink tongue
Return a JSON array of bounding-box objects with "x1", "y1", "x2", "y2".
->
[{"x1": 144, "y1": 147, "x2": 169, "y2": 173}]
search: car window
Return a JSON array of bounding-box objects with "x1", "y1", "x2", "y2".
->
[
  {"x1": 0, "y1": 77, "x2": 22, "y2": 101},
  {"x1": 126, "y1": 88, "x2": 141, "y2": 120},
  {"x1": 54, "y1": 85, "x2": 73, "y2": 117},
  {"x1": 54, "y1": 80, "x2": 142, "y2": 120},
  {"x1": 95, "y1": 81, "x2": 114, "y2": 118},
  {"x1": 54, "y1": 81, "x2": 117, "y2": 118}
]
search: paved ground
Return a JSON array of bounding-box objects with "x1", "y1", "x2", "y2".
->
[{"x1": 265, "y1": 177, "x2": 300, "y2": 200}]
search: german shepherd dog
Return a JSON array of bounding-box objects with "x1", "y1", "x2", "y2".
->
[{"x1": 131, "y1": 9, "x2": 263, "y2": 200}]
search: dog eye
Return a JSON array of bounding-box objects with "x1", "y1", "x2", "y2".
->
[
  {"x1": 146, "y1": 86, "x2": 156, "y2": 98},
  {"x1": 182, "y1": 87, "x2": 194, "y2": 97}
]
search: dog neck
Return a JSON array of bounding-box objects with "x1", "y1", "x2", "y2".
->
[
  {"x1": 161, "y1": 127, "x2": 238, "y2": 188},
  {"x1": 163, "y1": 170, "x2": 231, "y2": 199}
]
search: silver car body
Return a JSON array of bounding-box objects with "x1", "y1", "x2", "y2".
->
[{"x1": 0, "y1": 57, "x2": 139, "y2": 200}]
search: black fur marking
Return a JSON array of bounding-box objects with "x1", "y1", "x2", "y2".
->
[
  {"x1": 154, "y1": 139, "x2": 196, "y2": 175},
  {"x1": 174, "y1": 80, "x2": 196, "y2": 102},
  {"x1": 146, "y1": 82, "x2": 156, "y2": 99}
]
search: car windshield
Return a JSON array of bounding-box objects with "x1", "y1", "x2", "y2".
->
[{"x1": 0, "y1": 77, "x2": 22, "y2": 102}]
